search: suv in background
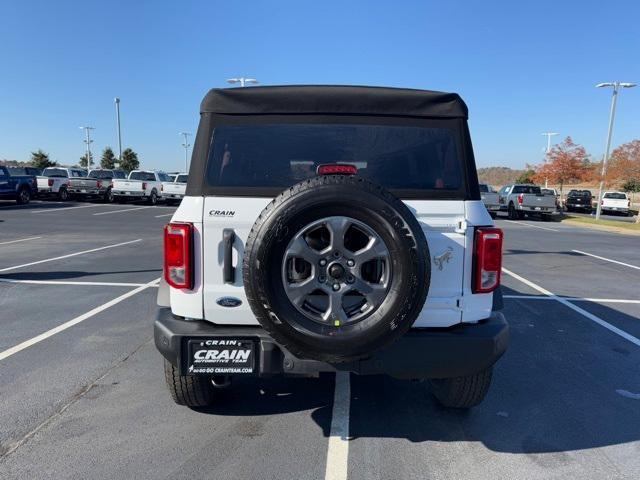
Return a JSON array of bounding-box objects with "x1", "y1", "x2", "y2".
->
[
  {"x1": 154, "y1": 85, "x2": 508, "y2": 410},
  {"x1": 565, "y1": 189, "x2": 592, "y2": 213}
]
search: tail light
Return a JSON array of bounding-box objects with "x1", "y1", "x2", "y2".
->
[
  {"x1": 96, "y1": 181, "x2": 102, "y2": 189},
  {"x1": 473, "y1": 227, "x2": 503, "y2": 293},
  {"x1": 142, "y1": 182, "x2": 147, "y2": 190},
  {"x1": 48, "y1": 179, "x2": 54, "y2": 187},
  {"x1": 164, "y1": 223, "x2": 193, "y2": 289},
  {"x1": 517, "y1": 193, "x2": 523, "y2": 205},
  {"x1": 317, "y1": 164, "x2": 357, "y2": 175}
]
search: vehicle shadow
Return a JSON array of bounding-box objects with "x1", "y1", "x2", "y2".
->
[
  {"x1": 0, "y1": 269, "x2": 161, "y2": 281},
  {"x1": 194, "y1": 283, "x2": 640, "y2": 455}
]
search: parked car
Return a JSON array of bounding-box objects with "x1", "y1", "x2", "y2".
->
[
  {"x1": 68, "y1": 169, "x2": 127, "y2": 203},
  {"x1": 7, "y1": 166, "x2": 42, "y2": 177},
  {"x1": 0, "y1": 165, "x2": 38, "y2": 204},
  {"x1": 498, "y1": 184, "x2": 558, "y2": 220},
  {"x1": 155, "y1": 85, "x2": 508, "y2": 410},
  {"x1": 601, "y1": 191, "x2": 631, "y2": 216},
  {"x1": 111, "y1": 170, "x2": 171, "y2": 204},
  {"x1": 161, "y1": 173, "x2": 188, "y2": 204},
  {"x1": 36, "y1": 167, "x2": 87, "y2": 201},
  {"x1": 479, "y1": 183, "x2": 500, "y2": 218},
  {"x1": 565, "y1": 189, "x2": 592, "y2": 213}
]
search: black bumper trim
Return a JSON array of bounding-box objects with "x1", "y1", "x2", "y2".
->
[{"x1": 154, "y1": 309, "x2": 509, "y2": 379}]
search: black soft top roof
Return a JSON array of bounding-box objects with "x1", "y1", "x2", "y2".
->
[{"x1": 200, "y1": 85, "x2": 468, "y2": 119}]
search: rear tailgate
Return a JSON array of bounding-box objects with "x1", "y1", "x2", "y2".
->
[
  {"x1": 69, "y1": 178, "x2": 99, "y2": 189},
  {"x1": 521, "y1": 194, "x2": 556, "y2": 210},
  {"x1": 603, "y1": 198, "x2": 629, "y2": 209},
  {"x1": 163, "y1": 183, "x2": 186, "y2": 196},
  {"x1": 112, "y1": 179, "x2": 144, "y2": 192}
]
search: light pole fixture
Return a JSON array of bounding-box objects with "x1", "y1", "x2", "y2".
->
[
  {"x1": 114, "y1": 97, "x2": 123, "y2": 164},
  {"x1": 79, "y1": 126, "x2": 95, "y2": 171},
  {"x1": 179, "y1": 132, "x2": 192, "y2": 172},
  {"x1": 541, "y1": 132, "x2": 559, "y2": 188},
  {"x1": 594, "y1": 82, "x2": 636, "y2": 220},
  {"x1": 226, "y1": 77, "x2": 259, "y2": 87}
]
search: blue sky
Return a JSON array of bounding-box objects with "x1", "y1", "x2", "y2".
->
[{"x1": 1, "y1": 0, "x2": 639, "y2": 171}]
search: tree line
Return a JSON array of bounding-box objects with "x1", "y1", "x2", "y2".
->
[{"x1": 28, "y1": 147, "x2": 140, "y2": 172}]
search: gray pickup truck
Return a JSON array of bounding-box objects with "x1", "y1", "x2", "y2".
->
[
  {"x1": 479, "y1": 183, "x2": 500, "y2": 218},
  {"x1": 499, "y1": 184, "x2": 559, "y2": 220},
  {"x1": 68, "y1": 169, "x2": 127, "y2": 203}
]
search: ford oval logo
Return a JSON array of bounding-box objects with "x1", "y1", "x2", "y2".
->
[{"x1": 216, "y1": 296, "x2": 242, "y2": 308}]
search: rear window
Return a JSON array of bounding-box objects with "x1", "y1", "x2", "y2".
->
[
  {"x1": 479, "y1": 184, "x2": 489, "y2": 193},
  {"x1": 205, "y1": 123, "x2": 463, "y2": 194},
  {"x1": 176, "y1": 175, "x2": 188, "y2": 183},
  {"x1": 604, "y1": 192, "x2": 626, "y2": 199},
  {"x1": 129, "y1": 171, "x2": 155, "y2": 181},
  {"x1": 89, "y1": 170, "x2": 112, "y2": 179},
  {"x1": 512, "y1": 185, "x2": 541, "y2": 194},
  {"x1": 112, "y1": 171, "x2": 126, "y2": 179},
  {"x1": 158, "y1": 173, "x2": 173, "y2": 182},
  {"x1": 43, "y1": 168, "x2": 68, "y2": 178},
  {"x1": 568, "y1": 190, "x2": 591, "y2": 197}
]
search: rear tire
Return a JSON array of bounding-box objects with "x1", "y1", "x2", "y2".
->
[
  {"x1": 429, "y1": 367, "x2": 493, "y2": 409},
  {"x1": 104, "y1": 188, "x2": 114, "y2": 203},
  {"x1": 16, "y1": 187, "x2": 31, "y2": 205},
  {"x1": 507, "y1": 203, "x2": 518, "y2": 220},
  {"x1": 148, "y1": 191, "x2": 158, "y2": 205},
  {"x1": 163, "y1": 360, "x2": 216, "y2": 407},
  {"x1": 58, "y1": 187, "x2": 69, "y2": 202}
]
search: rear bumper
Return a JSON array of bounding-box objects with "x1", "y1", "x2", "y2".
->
[
  {"x1": 69, "y1": 188, "x2": 104, "y2": 196},
  {"x1": 154, "y1": 309, "x2": 509, "y2": 379},
  {"x1": 164, "y1": 193, "x2": 184, "y2": 199},
  {"x1": 113, "y1": 191, "x2": 145, "y2": 197}
]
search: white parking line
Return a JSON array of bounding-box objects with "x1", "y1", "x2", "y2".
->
[
  {"x1": 0, "y1": 239, "x2": 142, "y2": 273},
  {"x1": 0, "y1": 278, "x2": 159, "y2": 287},
  {"x1": 502, "y1": 267, "x2": 640, "y2": 348},
  {"x1": 0, "y1": 236, "x2": 42, "y2": 246},
  {"x1": 504, "y1": 294, "x2": 640, "y2": 304},
  {"x1": 154, "y1": 213, "x2": 174, "y2": 218},
  {"x1": 93, "y1": 206, "x2": 154, "y2": 216},
  {"x1": 572, "y1": 250, "x2": 640, "y2": 271},
  {"x1": 509, "y1": 221, "x2": 559, "y2": 232},
  {"x1": 31, "y1": 204, "x2": 109, "y2": 214},
  {"x1": 0, "y1": 278, "x2": 160, "y2": 362},
  {"x1": 324, "y1": 371, "x2": 350, "y2": 480}
]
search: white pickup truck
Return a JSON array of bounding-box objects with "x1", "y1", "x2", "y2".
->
[
  {"x1": 161, "y1": 173, "x2": 188, "y2": 204},
  {"x1": 499, "y1": 184, "x2": 559, "y2": 220},
  {"x1": 601, "y1": 191, "x2": 631, "y2": 216},
  {"x1": 37, "y1": 167, "x2": 88, "y2": 201},
  {"x1": 155, "y1": 85, "x2": 508, "y2": 410},
  {"x1": 112, "y1": 170, "x2": 172, "y2": 204},
  {"x1": 479, "y1": 183, "x2": 500, "y2": 218}
]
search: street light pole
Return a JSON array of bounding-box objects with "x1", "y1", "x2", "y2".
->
[
  {"x1": 541, "y1": 132, "x2": 559, "y2": 188},
  {"x1": 226, "y1": 77, "x2": 259, "y2": 87},
  {"x1": 79, "y1": 126, "x2": 95, "y2": 171},
  {"x1": 594, "y1": 82, "x2": 636, "y2": 221},
  {"x1": 179, "y1": 132, "x2": 192, "y2": 172},
  {"x1": 114, "y1": 98, "x2": 123, "y2": 164}
]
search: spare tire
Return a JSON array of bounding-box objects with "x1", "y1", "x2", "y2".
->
[{"x1": 243, "y1": 175, "x2": 431, "y2": 363}]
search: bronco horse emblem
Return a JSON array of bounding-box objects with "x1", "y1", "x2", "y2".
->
[{"x1": 433, "y1": 247, "x2": 454, "y2": 271}]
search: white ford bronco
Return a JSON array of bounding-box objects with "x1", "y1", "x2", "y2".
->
[{"x1": 155, "y1": 85, "x2": 508, "y2": 409}]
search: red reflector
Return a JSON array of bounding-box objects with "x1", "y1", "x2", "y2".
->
[
  {"x1": 517, "y1": 193, "x2": 523, "y2": 205},
  {"x1": 48, "y1": 179, "x2": 54, "y2": 187},
  {"x1": 473, "y1": 227, "x2": 503, "y2": 294},
  {"x1": 316, "y1": 164, "x2": 357, "y2": 175},
  {"x1": 164, "y1": 223, "x2": 193, "y2": 289}
]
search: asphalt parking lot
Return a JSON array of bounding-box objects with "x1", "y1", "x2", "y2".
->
[{"x1": 1, "y1": 200, "x2": 639, "y2": 480}]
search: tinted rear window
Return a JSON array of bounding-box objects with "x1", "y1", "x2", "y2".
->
[
  {"x1": 43, "y1": 168, "x2": 68, "y2": 177},
  {"x1": 206, "y1": 124, "x2": 462, "y2": 192},
  {"x1": 568, "y1": 191, "x2": 591, "y2": 197},
  {"x1": 478, "y1": 184, "x2": 489, "y2": 193},
  {"x1": 512, "y1": 185, "x2": 541, "y2": 194},
  {"x1": 176, "y1": 175, "x2": 188, "y2": 183},
  {"x1": 129, "y1": 171, "x2": 155, "y2": 181},
  {"x1": 604, "y1": 192, "x2": 626, "y2": 199}
]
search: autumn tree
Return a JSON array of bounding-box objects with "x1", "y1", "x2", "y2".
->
[
  {"x1": 30, "y1": 149, "x2": 56, "y2": 169},
  {"x1": 533, "y1": 136, "x2": 588, "y2": 197},
  {"x1": 100, "y1": 147, "x2": 117, "y2": 169},
  {"x1": 607, "y1": 140, "x2": 640, "y2": 183}
]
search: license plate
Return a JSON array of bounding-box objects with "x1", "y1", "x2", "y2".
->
[
  {"x1": 187, "y1": 339, "x2": 255, "y2": 375},
  {"x1": 535, "y1": 206, "x2": 541, "y2": 210},
  {"x1": 81, "y1": 189, "x2": 86, "y2": 193}
]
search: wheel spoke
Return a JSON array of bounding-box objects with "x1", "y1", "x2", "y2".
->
[
  {"x1": 284, "y1": 277, "x2": 317, "y2": 306},
  {"x1": 351, "y1": 278, "x2": 387, "y2": 307},
  {"x1": 322, "y1": 290, "x2": 348, "y2": 323},
  {"x1": 287, "y1": 236, "x2": 320, "y2": 263},
  {"x1": 325, "y1": 217, "x2": 350, "y2": 252},
  {"x1": 354, "y1": 237, "x2": 389, "y2": 265}
]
